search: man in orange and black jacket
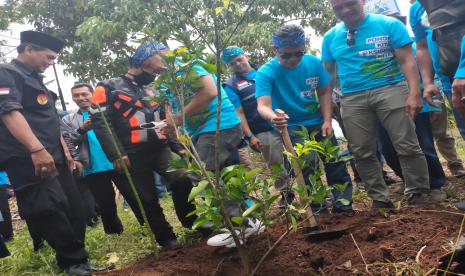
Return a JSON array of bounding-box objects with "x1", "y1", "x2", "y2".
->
[{"x1": 90, "y1": 43, "x2": 198, "y2": 249}]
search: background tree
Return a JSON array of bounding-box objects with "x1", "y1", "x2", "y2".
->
[{"x1": 1, "y1": 0, "x2": 335, "y2": 83}]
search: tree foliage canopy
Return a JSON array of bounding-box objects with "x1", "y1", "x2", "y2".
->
[{"x1": 1, "y1": 0, "x2": 335, "y2": 83}]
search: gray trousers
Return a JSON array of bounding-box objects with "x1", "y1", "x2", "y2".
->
[
  {"x1": 255, "y1": 130, "x2": 289, "y2": 192},
  {"x1": 340, "y1": 82, "x2": 430, "y2": 202},
  {"x1": 194, "y1": 125, "x2": 243, "y2": 218}
]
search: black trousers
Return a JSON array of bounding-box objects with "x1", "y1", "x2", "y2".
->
[
  {"x1": 84, "y1": 171, "x2": 123, "y2": 234},
  {"x1": 119, "y1": 143, "x2": 196, "y2": 246},
  {"x1": 0, "y1": 185, "x2": 13, "y2": 241},
  {"x1": 4, "y1": 157, "x2": 88, "y2": 269},
  {"x1": 75, "y1": 177, "x2": 98, "y2": 226}
]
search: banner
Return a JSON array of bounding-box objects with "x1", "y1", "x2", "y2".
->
[{"x1": 364, "y1": 0, "x2": 401, "y2": 16}]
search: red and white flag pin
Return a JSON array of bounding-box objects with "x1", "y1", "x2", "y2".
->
[{"x1": 0, "y1": 87, "x2": 10, "y2": 96}]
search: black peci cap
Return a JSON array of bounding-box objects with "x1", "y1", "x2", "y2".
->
[{"x1": 20, "y1": 30, "x2": 65, "y2": 53}]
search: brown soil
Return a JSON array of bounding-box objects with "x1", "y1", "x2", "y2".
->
[{"x1": 103, "y1": 207, "x2": 464, "y2": 276}]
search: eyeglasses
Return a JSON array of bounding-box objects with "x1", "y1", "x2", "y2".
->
[
  {"x1": 346, "y1": 29, "x2": 356, "y2": 46},
  {"x1": 278, "y1": 51, "x2": 305, "y2": 60}
]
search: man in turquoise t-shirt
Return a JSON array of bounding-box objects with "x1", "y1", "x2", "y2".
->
[
  {"x1": 409, "y1": 0, "x2": 465, "y2": 177},
  {"x1": 62, "y1": 83, "x2": 124, "y2": 235},
  {"x1": 221, "y1": 46, "x2": 290, "y2": 208},
  {"x1": 256, "y1": 24, "x2": 353, "y2": 213},
  {"x1": 322, "y1": 0, "x2": 430, "y2": 207}
]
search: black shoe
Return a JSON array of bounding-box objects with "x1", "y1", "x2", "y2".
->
[
  {"x1": 372, "y1": 200, "x2": 395, "y2": 209},
  {"x1": 161, "y1": 239, "x2": 182, "y2": 250},
  {"x1": 456, "y1": 201, "x2": 465, "y2": 211},
  {"x1": 333, "y1": 205, "x2": 354, "y2": 214},
  {"x1": 63, "y1": 264, "x2": 93, "y2": 276},
  {"x1": 407, "y1": 193, "x2": 430, "y2": 205},
  {"x1": 278, "y1": 191, "x2": 295, "y2": 208},
  {"x1": 63, "y1": 263, "x2": 113, "y2": 276}
]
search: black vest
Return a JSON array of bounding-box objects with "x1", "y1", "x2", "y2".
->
[
  {"x1": 419, "y1": 0, "x2": 465, "y2": 78},
  {"x1": 224, "y1": 70, "x2": 272, "y2": 135}
]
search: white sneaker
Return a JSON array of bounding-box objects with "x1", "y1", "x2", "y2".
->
[
  {"x1": 225, "y1": 219, "x2": 266, "y2": 248},
  {"x1": 207, "y1": 219, "x2": 265, "y2": 247}
]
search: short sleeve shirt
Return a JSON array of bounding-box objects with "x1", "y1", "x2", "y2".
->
[
  {"x1": 456, "y1": 36, "x2": 465, "y2": 79},
  {"x1": 409, "y1": 0, "x2": 452, "y2": 92},
  {"x1": 183, "y1": 65, "x2": 240, "y2": 136},
  {"x1": 82, "y1": 112, "x2": 114, "y2": 176},
  {"x1": 0, "y1": 171, "x2": 9, "y2": 185},
  {"x1": 255, "y1": 54, "x2": 331, "y2": 126},
  {"x1": 0, "y1": 60, "x2": 63, "y2": 164},
  {"x1": 322, "y1": 13, "x2": 412, "y2": 94}
]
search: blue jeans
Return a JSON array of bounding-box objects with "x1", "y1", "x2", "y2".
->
[
  {"x1": 378, "y1": 112, "x2": 446, "y2": 189},
  {"x1": 287, "y1": 125, "x2": 353, "y2": 210}
]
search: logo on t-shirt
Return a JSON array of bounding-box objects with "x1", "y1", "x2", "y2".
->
[
  {"x1": 36, "y1": 93, "x2": 48, "y2": 105},
  {"x1": 306, "y1": 77, "x2": 320, "y2": 89},
  {"x1": 236, "y1": 80, "x2": 252, "y2": 91},
  {"x1": 359, "y1": 35, "x2": 393, "y2": 59}
]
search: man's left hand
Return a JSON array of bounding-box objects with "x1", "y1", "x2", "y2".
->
[
  {"x1": 423, "y1": 83, "x2": 443, "y2": 107},
  {"x1": 405, "y1": 94, "x2": 423, "y2": 119},
  {"x1": 452, "y1": 78, "x2": 465, "y2": 119}
]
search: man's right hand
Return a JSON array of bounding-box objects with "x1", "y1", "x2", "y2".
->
[
  {"x1": 31, "y1": 148, "x2": 56, "y2": 178},
  {"x1": 74, "y1": 160, "x2": 84, "y2": 176},
  {"x1": 270, "y1": 113, "x2": 289, "y2": 129},
  {"x1": 113, "y1": 155, "x2": 131, "y2": 174},
  {"x1": 81, "y1": 118, "x2": 92, "y2": 132}
]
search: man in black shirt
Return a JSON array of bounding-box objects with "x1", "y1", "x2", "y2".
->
[{"x1": 0, "y1": 31, "x2": 93, "y2": 275}]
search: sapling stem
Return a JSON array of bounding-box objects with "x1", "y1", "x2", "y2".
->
[{"x1": 95, "y1": 104, "x2": 156, "y2": 247}]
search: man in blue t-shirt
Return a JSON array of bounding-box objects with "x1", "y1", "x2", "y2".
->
[
  {"x1": 322, "y1": 0, "x2": 430, "y2": 207},
  {"x1": 409, "y1": 0, "x2": 465, "y2": 177},
  {"x1": 62, "y1": 83, "x2": 125, "y2": 235},
  {"x1": 256, "y1": 24, "x2": 353, "y2": 213},
  {"x1": 221, "y1": 46, "x2": 290, "y2": 207}
]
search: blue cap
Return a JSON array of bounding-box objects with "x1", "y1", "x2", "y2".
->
[{"x1": 220, "y1": 46, "x2": 245, "y2": 64}]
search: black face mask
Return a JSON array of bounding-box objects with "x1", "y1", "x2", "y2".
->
[{"x1": 133, "y1": 70, "x2": 156, "y2": 86}]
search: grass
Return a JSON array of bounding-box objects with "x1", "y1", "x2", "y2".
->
[{"x1": 0, "y1": 195, "x2": 188, "y2": 275}]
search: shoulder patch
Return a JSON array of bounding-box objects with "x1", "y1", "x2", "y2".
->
[{"x1": 0, "y1": 87, "x2": 10, "y2": 95}]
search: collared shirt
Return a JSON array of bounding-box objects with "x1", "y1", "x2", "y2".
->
[{"x1": 0, "y1": 59, "x2": 63, "y2": 164}]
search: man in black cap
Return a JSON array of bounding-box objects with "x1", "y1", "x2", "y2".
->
[{"x1": 0, "y1": 31, "x2": 94, "y2": 275}]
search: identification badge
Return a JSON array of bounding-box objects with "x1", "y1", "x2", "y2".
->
[{"x1": 36, "y1": 93, "x2": 48, "y2": 105}]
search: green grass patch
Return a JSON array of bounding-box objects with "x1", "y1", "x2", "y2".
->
[{"x1": 0, "y1": 195, "x2": 190, "y2": 275}]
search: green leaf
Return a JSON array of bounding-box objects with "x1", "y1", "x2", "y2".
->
[
  {"x1": 242, "y1": 203, "x2": 261, "y2": 218},
  {"x1": 231, "y1": 217, "x2": 244, "y2": 225},
  {"x1": 215, "y1": 7, "x2": 225, "y2": 15},
  {"x1": 192, "y1": 216, "x2": 210, "y2": 230},
  {"x1": 188, "y1": 180, "x2": 209, "y2": 202},
  {"x1": 244, "y1": 168, "x2": 262, "y2": 181},
  {"x1": 337, "y1": 198, "x2": 351, "y2": 206}
]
